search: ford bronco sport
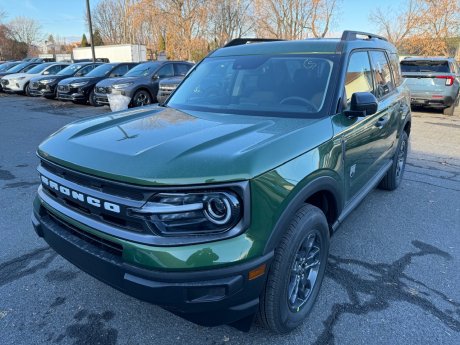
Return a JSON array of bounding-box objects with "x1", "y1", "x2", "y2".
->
[{"x1": 32, "y1": 31, "x2": 411, "y2": 333}]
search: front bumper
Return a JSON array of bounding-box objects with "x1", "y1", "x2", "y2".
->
[
  {"x1": 57, "y1": 92, "x2": 87, "y2": 102},
  {"x1": 29, "y1": 83, "x2": 56, "y2": 97},
  {"x1": 94, "y1": 93, "x2": 110, "y2": 105},
  {"x1": 32, "y1": 200, "x2": 271, "y2": 326}
]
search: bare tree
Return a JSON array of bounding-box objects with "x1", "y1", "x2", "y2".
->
[
  {"x1": 7, "y1": 16, "x2": 43, "y2": 46},
  {"x1": 370, "y1": 0, "x2": 421, "y2": 50},
  {"x1": 254, "y1": 0, "x2": 340, "y2": 39},
  {"x1": 371, "y1": 0, "x2": 460, "y2": 56},
  {"x1": 208, "y1": 0, "x2": 254, "y2": 47}
]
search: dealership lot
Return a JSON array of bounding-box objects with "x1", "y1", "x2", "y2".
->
[{"x1": 0, "y1": 94, "x2": 459, "y2": 345}]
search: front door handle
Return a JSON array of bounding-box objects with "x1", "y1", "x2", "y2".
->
[{"x1": 375, "y1": 116, "x2": 389, "y2": 128}]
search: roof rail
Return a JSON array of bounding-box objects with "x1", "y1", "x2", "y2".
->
[
  {"x1": 341, "y1": 30, "x2": 387, "y2": 42},
  {"x1": 223, "y1": 38, "x2": 285, "y2": 48}
]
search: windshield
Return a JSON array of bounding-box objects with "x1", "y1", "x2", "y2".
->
[
  {"x1": 57, "y1": 64, "x2": 83, "y2": 76},
  {"x1": 124, "y1": 62, "x2": 160, "y2": 77},
  {"x1": 167, "y1": 55, "x2": 335, "y2": 117},
  {"x1": 85, "y1": 63, "x2": 115, "y2": 77},
  {"x1": 401, "y1": 60, "x2": 450, "y2": 73},
  {"x1": 6, "y1": 62, "x2": 30, "y2": 73},
  {"x1": 27, "y1": 64, "x2": 51, "y2": 74},
  {"x1": 0, "y1": 63, "x2": 16, "y2": 72}
]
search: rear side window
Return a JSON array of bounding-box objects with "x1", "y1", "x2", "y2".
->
[
  {"x1": 344, "y1": 51, "x2": 374, "y2": 105},
  {"x1": 370, "y1": 51, "x2": 395, "y2": 99},
  {"x1": 389, "y1": 53, "x2": 402, "y2": 87},
  {"x1": 400, "y1": 60, "x2": 450, "y2": 73}
]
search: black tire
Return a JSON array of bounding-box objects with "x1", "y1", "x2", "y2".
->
[
  {"x1": 132, "y1": 90, "x2": 152, "y2": 107},
  {"x1": 258, "y1": 204, "x2": 330, "y2": 333},
  {"x1": 88, "y1": 89, "x2": 101, "y2": 107},
  {"x1": 24, "y1": 83, "x2": 31, "y2": 96},
  {"x1": 379, "y1": 131, "x2": 409, "y2": 191}
]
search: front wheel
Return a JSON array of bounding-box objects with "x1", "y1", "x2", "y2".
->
[
  {"x1": 132, "y1": 90, "x2": 152, "y2": 107},
  {"x1": 88, "y1": 89, "x2": 101, "y2": 106},
  {"x1": 258, "y1": 204, "x2": 330, "y2": 333},
  {"x1": 379, "y1": 131, "x2": 409, "y2": 190},
  {"x1": 24, "y1": 83, "x2": 31, "y2": 96}
]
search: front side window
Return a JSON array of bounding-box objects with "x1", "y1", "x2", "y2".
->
[
  {"x1": 167, "y1": 54, "x2": 336, "y2": 118},
  {"x1": 26, "y1": 64, "x2": 50, "y2": 74},
  {"x1": 86, "y1": 64, "x2": 116, "y2": 77},
  {"x1": 157, "y1": 64, "x2": 174, "y2": 78},
  {"x1": 370, "y1": 51, "x2": 394, "y2": 99},
  {"x1": 344, "y1": 51, "x2": 373, "y2": 106}
]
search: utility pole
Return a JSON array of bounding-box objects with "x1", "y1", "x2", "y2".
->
[{"x1": 85, "y1": 0, "x2": 96, "y2": 62}]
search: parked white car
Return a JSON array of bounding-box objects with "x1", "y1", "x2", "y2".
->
[{"x1": 0, "y1": 62, "x2": 69, "y2": 95}]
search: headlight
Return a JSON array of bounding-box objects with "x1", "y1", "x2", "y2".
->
[
  {"x1": 131, "y1": 191, "x2": 242, "y2": 235},
  {"x1": 41, "y1": 78, "x2": 56, "y2": 84},
  {"x1": 112, "y1": 82, "x2": 133, "y2": 89},
  {"x1": 70, "y1": 81, "x2": 88, "y2": 87}
]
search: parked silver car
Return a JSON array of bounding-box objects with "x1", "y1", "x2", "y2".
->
[{"x1": 401, "y1": 57, "x2": 459, "y2": 115}]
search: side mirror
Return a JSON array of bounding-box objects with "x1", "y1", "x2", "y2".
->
[
  {"x1": 152, "y1": 74, "x2": 159, "y2": 80},
  {"x1": 43, "y1": 71, "x2": 49, "y2": 75},
  {"x1": 344, "y1": 92, "x2": 378, "y2": 117}
]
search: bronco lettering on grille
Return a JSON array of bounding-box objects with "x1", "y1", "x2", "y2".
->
[{"x1": 40, "y1": 175, "x2": 121, "y2": 214}]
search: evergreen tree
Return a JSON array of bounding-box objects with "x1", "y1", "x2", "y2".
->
[
  {"x1": 92, "y1": 29, "x2": 104, "y2": 46},
  {"x1": 81, "y1": 34, "x2": 88, "y2": 47}
]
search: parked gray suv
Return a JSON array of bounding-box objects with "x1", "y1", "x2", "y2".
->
[
  {"x1": 94, "y1": 61, "x2": 193, "y2": 107},
  {"x1": 401, "y1": 57, "x2": 460, "y2": 115}
]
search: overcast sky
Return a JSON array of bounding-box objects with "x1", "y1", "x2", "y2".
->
[{"x1": 0, "y1": 0, "x2": 404, "y2": 43}]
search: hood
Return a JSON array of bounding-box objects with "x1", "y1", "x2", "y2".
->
[
  {"x1": 96, "y1": 77, "x2": 141, "y2": 87},
  {"x1": 58, "y1": 76, "x2": 100, "y2": 85},
  {"x1": 2, "y1": 72, "x2": 27, "y2": 80},
  {"x1": 38, "y1": 106, "x2": 333, "y2": 186},
  {"x1": 32, "y1": 74, "x2": 63, "y2": 82}
]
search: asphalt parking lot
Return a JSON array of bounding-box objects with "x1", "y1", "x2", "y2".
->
[{"x1": 0, "y1": 94, "x2": 459, "y2": 345}]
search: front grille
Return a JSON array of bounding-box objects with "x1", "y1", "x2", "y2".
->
[
  {"x1": 47, "y1": 210, "x2": 123, "y2": 257},
  {"x1": 160, "y1": 84, "x2": 178, "y2": 91},
  {"x1": 58, "y1": 85, "x2": 69, "y2": 92},
  {"x1": 39, "y1": 159, "x2": 158, "y2": 235},
  {"x1": 31, "y1": 82, "x2": 39, "y2": 89}
]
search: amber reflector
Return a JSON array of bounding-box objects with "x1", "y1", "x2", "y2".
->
[{"x1": 248, "y1": 264, "x2": 266, "y2": 280}]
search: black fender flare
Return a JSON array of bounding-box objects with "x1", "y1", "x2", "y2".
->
[{"x1": 263, "y1": 176, "x2": 343, "y2": 255}]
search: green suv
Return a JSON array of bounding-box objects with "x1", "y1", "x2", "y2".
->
[{"x1": 32, "y1": 31, "x2": 411, "y2": 333}]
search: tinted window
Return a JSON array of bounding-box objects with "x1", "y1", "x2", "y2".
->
[
  {"x1": 168, "y1": 55, "x2": 336, "y2": 118},
  {"x1": 111, "y1": 64, "x2": 129, "y2": 77},
  {"x1": 345, "y1": 51, "x2": 373, "y2": 105},
  {"x1": 77, "y1": 65, "x2": 95, "y2": 76},
  {"x1": 27, "y1": 64, "x2": 50, "y2": 74},
  {"x1": 85, "y1": 63, "x2": 116, "y2": 77},
  {"x1": 45, "y1": 65, "x2": 64, "y2": 75},
  {"x1": 124, "y1": 62, "x2": 161, "y2": 77},
  {"x1": 400, "y1": 60, "x2": 450, "y2": 73},
  {"x1": 58, "y1": 64, "x2": 83, "y2": 76},
  {"x1": 7, "y1": 62, "x2": 29, "y2": 73},
  {"x1": 389, "y1": 53, "x2": 402, "y2": 86},
  {"x1": 157, "y1": 64, "x2": 174, "y2": 78},
  {"x1": 370, "y1": 51, "x2": 394, "y2": 98},
  {"x1": 175, "y1": 63, "x2": 192, "y2": 76}
]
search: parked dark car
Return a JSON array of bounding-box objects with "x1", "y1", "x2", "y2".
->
[
  {"x1": 401, "y1": 57, "x2": 460, "y2": 115},
  {"x1": 29, "y1": 62, "x2": 104, "y2": 99},
  {"x1": 157, "y1": 76, "x2": 185, "y2": 104},
  {"x1": 94, "y1": 61, "x2": 193, "y2": 107},
  {"x1": 0, "y1": 62, "x2": 41, "y2": 91},
  {"x1": 56, "y1": 62, "x2": 137, "y2": 105}
]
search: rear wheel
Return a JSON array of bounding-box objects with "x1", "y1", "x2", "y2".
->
[
  {"x1": 443, "y1": 93, "x2": 459, "y2": 116},
  {"x1": 132, "y1": 90, "x2": 152, "y2": 107},
  {"x1": 379, "y1": 131, "x2": 409, "y2": 190},
  {"x1": 258, "y1": 204, "x2": 329, "y2": 333}
]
